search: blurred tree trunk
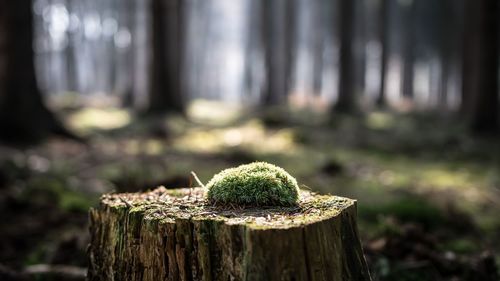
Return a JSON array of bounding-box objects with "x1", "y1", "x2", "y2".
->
[
  {"x1": 147, "y1": 0, "x2": 185, "y2": 114},
  {"x1": 334, "y1": 0, "x2": 357, "y2": 113},
  {"x1": 65, "y1": 0, "x2": 78, "y2": 92},
  {"x1": 243, "y1": 0, "x2": 261, "y2": 99},
  {"x1": 462, "y1": 0, "x2": 499, "y2": 133},
  {"x1": 127, "y1": 0, "x2": 148, "y2": 109},
  {"x1": 120, "y1": 0, "x2": 137, "y2": 107},
  {"x1": 438, "y1": 39, "x2": 451, "y2": 109},
  {"x1": 0, "y1": 0, "x2": 75, "y2": 142},
  {"x1": 401, "y1": 0, "x2": 416, "y2": 99},
  {"x1": 312, "y1": 0, "x2": 325, "y2": 96},
  {"x1": 376, "y1": 0, "x2": 389, "y2": 107},
  {"x1": 354, "y1": 0, "x2": 366, "y2": 99},
  {"x1": 260, "y1": 0, "x2": 296, "y2": 106},
  {"x1": 438, "y1": 0, "x2": 457, "y2": 110}
]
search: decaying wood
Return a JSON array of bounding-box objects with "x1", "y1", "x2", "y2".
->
[{"x1": 88, "y1": 187, "x2": 371, "y2": 281}]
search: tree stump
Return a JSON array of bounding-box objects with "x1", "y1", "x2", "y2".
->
[{"x1": 88, "y1": 187, "x2": 371, "y2": 281}]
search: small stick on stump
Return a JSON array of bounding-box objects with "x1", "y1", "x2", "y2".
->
[{"x1": 88, "y1": 187, "x2": 371, "y2": 281}]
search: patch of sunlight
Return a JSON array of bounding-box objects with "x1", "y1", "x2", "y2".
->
[
  {"x1": 187, "y1": 99, "x2": 244, "y2": 125},
  {"x1": 419, "y1": 169, "x2": 476, "y2": 190},
  {"x1": 68, "y1": 107, "x2": 131, "y2": 134},
  {"x1": 389, "y1": 164, "x2": 485, "y2": 203},
  {"x1": 365, "y1": 112, "x2": 395, "y2": 130},
  {"x1": 121, "y1": 139, "x2": 165, "y2": 156},
  {"x1": 173, "y1": 120, "x2": 297, "y2": 154},
  {"x1": 174, "y1": 130, "x2": 222, "y2": 153},
  {"x1": 263, "y1": 128, "x2": 297, "y2": 152},
  {"x1": 374, "y1": 169, "x2": 410, "y2": 187},
  {"x1": 165, "y1": 115, "x2": 191, "y2": 135},
  {"x1": 124, "y1": 139, "x2": 140, "y2": 155},
  {"x1": 144, "y1": 139, "x2": 164, "y2": 155},
  {"x1": 329, "y1": 148, "x2": 494, "y2": 207},
  {"x1": 382, "y1": 163, "x2": 488, "y2": 204}
]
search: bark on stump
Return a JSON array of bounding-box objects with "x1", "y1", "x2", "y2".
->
[{"x1": 88, "y1": 187, "x2": 371, "y2": 281}]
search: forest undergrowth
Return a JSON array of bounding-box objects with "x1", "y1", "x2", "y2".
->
[{"x1": 0, "y1": 104, "x2": 499, "y2": 280}]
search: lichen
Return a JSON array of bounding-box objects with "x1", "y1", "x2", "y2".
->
[{"x1": 206, "y1": 162, "x2": 300, "y2": 207}]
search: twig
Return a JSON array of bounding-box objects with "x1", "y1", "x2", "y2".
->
[
  {"x1": 190, "y1": 171, "x2": 206, "y2": 188},
  {"x1": 119, "y1": 197, "x2": 133, "y2": 208},
  {"x1": 188, "y1": 174, "x2": 193, "y2": 199}
]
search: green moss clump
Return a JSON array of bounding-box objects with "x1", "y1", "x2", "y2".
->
[{"x1": 206, "y1": 162, "x2": 300, "y2": 207}]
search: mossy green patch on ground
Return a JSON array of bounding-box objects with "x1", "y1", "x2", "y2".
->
[
  {"x1": 358, "y1": 197, "x2": 445, "y2": 229},
  {"x1": 206, "y1": 162, "x2": 300, "y2": 207},
  {"x1": 21, "y1": 177, "x2": 97, "y2": 212}
]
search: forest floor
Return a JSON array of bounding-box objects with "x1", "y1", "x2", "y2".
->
[{"x1": 0, "y1": 100, "x2": 499, "y2": 281}]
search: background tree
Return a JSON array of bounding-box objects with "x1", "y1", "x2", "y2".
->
[
  {"x1": 146, "y1": 0, "x2": 185, "y2": 114},
  {"x1": 376, "y1": 0, "x2": 389, "y2": 107},
  {"x1": 462, "y1": 0, "x2": 499, "y2": 133},
  {"x1": 312, "y1": 0, "x2": 326, "y2": 97},
  {"x1": 437, "y1": 0, "x2": 452, "y2": 109},
  {"x1": 401, "y1": 0, "x2": 416, "y2": 99},
  {"x1": 260, "y1": 0, "x2": 296, "y2": 107},
  {"x1": 0, "y1": 0, "x2": 74, "y2": 142},
  {"x1": 243, "y1": 0, "x2": 261, "y2": 99},
  {"x1": 334, "y1": 0, "x2": 357, "y2": 113},
  {"x1": 65, "y1": 0, "x2": 78, "y2": 92}
]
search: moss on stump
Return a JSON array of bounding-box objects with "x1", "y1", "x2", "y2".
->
[
  {"x1": 88, "y1": 187, "x2": 371, "y2": 281},
  {"x1": 206, "y1": 162, "x2": 300, "y2": 207}
]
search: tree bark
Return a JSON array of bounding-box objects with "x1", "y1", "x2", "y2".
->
[
  {"x1": 88, "y1": 187, "x2": 372, "y2": 281},
  {"x1": 334, "y1": 0, "x2": 357, "y2": 113},
  {"x1": 0, "y1": 0, "x2": 75, "y2": 143},
  {"x1": 147, "y1": 0, "x2": 185, "y2": 115},
  {"x1": 462, "y1": 0, "x2": 499, "y2": 134}
]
